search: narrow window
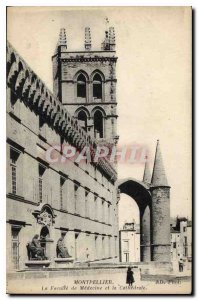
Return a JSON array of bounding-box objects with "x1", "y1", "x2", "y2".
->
[
  {"x1": 102, "y1": 200, "x2": 105, "y2": 223},
  {"x1": 93, "y1": 74, "x2": 102, "y2": 99},
  {"x1": 60, "y1": 177, "x2": 65, "y2": 210},
  {"x1": 11, "y1": 226, "x2": 21, "y2": 270},
  {"x1": 85, "y1": 190, "x2": 89, "y2": 218},
  {"x1": 75, "y1": 233, "x2": 79, "y2": 260},
  {"x1": 114, "y1": 236, "x2": 117, "y2": 257},
  {"x1": 77, "y1": 74, "x2": 86, "y2": 98},
  {"x1": 94, "y1": 110, "x2": 104, "y2": 138},
  {"x1": 38, "y1": 164, "x2": 45, "y2": 203},
  {"x1": 108, "y1": 236, "x2": 111, "y2": 257},
  {"x1": 74, "y1": 183, "x2": 79, "y2": 214},
  {"x1": 125, "y1": 253, "x2": 129, "y2": 262},
  {"x1": 10, "y1": 148, "x2": 20, "y2": 195},
  {"x1": 77, "y1": 110, "x2": 87, "y2": 131},
  {"x1": 11, "y1": 165, "x2": 16, "y2": 194},
  {"x1": 108, "y1": 204, "x2": 110, "y2": 224},
  {"x1": 123, "y1": 240, "x2": 129, "y2": 252},
  {"x1": 184, "y1": 236, "x2": 188, "y2": 257},
  {"x1": 111, "y1": 118, "x2": 115, "y2": 136},
  {"x1": 102, "y1": 237, "x2": 105, "y2": 258},
  {"x1": 94, "y1": 195, "x2": 98, "y2": 220},
  {"x1": 95, "y1": 235, "x2": 98, "y2": 260}
]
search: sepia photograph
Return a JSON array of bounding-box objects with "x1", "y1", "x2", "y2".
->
[{"x1": 6, "y1": 6, "x2": 192, "y2": 294}]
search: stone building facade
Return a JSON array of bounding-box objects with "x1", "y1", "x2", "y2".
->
[
  {"x1": 6, "y1": 27, "x2": 119, "y2": 271},
  {"x1": 119, "y1": 222, "x2": 140, "y2": 263},
  {"x1": 171, "y1": 217, "x2": 192, "y2": 270},
  {"x1": 52, "y1": 27, "x2": 118, "y2": 145},
  {"x1": 6, "y1": 26, "x2": 172, "y2": 272}
]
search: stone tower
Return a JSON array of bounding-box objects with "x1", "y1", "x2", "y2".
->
[
  {"x1": 52, "y1": 27, "x2": 118, "y2": 145},
  {"x1": 150, "y1": 140, "x2": 171, "y2": 262}
]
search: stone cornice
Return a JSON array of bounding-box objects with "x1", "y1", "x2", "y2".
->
[
  {"x1": 62, "y1": 102, "x2": 117, "y2": 106},
  {"x1": 6, "y1": 41, "x2": 117, "y2": 182},
  {"x1": 52, "y1": 50, "x2": 116, "y2": 59},
  {"x1": 60, "y1": 78, "x2": 117, "y2": 83},
  {"x1": 61, "y1": 57, "x2": 117, "y2": 63}
]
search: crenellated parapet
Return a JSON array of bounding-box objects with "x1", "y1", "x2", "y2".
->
[{"x1": 6, "y1": 41, "x2": 117, "y2": 182}]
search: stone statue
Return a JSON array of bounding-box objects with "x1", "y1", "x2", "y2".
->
[
  {"x1": 56, "y1": 237, "x2": 71, "y2": 258},
  {"x1": 27, "y1": 234, "x2": 46, "y2": 260}
]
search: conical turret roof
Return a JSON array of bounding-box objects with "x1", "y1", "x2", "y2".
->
[
  {"x1": 151, "y1": 140, "x2": 169, "y2": 187},
  {"x1": 143, "y1": 156, "x2": 151, "y2": 185}
]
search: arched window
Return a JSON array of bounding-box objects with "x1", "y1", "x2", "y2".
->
[
  {"x1": 93, "y1": 74, "x2": 102, "y2": 100},
  {"x1": 94, "y1": 110, "x2": 104, "y2": 138},
  {"x1": 78, "y1": 110, "x2": 87, "y2": 131},
  {"x1": 40, "y1": 226, "x2": 50, "y2": 239},
  {"x1": 77, "y1": 74, "x2": 86, "y2": 98}
]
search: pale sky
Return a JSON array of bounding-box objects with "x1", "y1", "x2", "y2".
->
[{"x1": 7, "y1": 7, "x2": 192, "y2": 221}]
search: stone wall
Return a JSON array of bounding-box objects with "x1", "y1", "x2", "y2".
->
[
  {"x1": 6, "y1": 44, "x2": 119, "y2": 271},
  {"x1": 151, "y1": 187, "x2": 171, "y2": 262},
  {"x1": 52, "y1": 48, "x2": 118, "y2": 144}
]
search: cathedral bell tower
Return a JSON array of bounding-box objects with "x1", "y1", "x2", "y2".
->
[{"x1": 52, "y1": 27, "x2": 118, "y2": 146}]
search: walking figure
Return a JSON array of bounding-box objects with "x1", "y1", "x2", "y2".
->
[
  {"x1": 179, "y1": 259, "x2": 184, "y2": 272},
  {"x1": 86, "y1": 247, "x2": 90, "y2": 267},
  {"x1": 126, "y1": 266, "x2": 134, "y2": 286}
]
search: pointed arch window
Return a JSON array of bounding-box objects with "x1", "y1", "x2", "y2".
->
[
  {"x1": 93, "y1": 74, "x2": 102, "y2": 100},
  {"x1": 77, "y1": 110, "x2": 87, "y2": 132},
  {"x1": 77, "y1": 74, "x2": 86, "y2": 98},
  {"x1": 94, "y1": 110, "x2": 104, "y2": 138}
]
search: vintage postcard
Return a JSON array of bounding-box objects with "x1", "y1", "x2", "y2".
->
[{"x1": 6, "y1": 6, "x2": 192, "y2": 294}]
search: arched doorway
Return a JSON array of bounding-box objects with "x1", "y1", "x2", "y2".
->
[
  {"x1": 118, "y1": 178, "x2": 151, "y2": 262},
  {"x1": 94, "y1": 110, "x2": 104, "y2": 138}
]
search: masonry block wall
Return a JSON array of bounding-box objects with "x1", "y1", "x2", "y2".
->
[
  {"x1": 151, "y1": 187, "x2": 171, "y2": 262},
  {"x1": 140, "y1": 205, "x2": 151, "y2": 262},
  {"x1": 52, "y1": 46, "x2": 118, "y2": 145},
  {"x1": 6, "y1": 39, "x2": 119, "y2": 271},
  {"x1": 118, "y1": 137, "x2": 171, "y2": 263}
]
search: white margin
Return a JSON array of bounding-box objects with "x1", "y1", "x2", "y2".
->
[{"x1": 0, "y1": 1, "x2": 195, "y2": 299}]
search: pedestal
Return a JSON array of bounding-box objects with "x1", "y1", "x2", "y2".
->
[
  {"x1": 25, "y1": 260, "x2": 51, "y2": 269},
  {"x1": 54, "y1": 257, "x2": 74, "y2": 268}
]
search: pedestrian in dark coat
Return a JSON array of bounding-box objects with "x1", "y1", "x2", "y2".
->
[
  {"x1": 126, "y1": 266, "x2": 134, "y2": 286},
  {"x1": 179, "y1": 259, "x2": 184, "y2": 272}
]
